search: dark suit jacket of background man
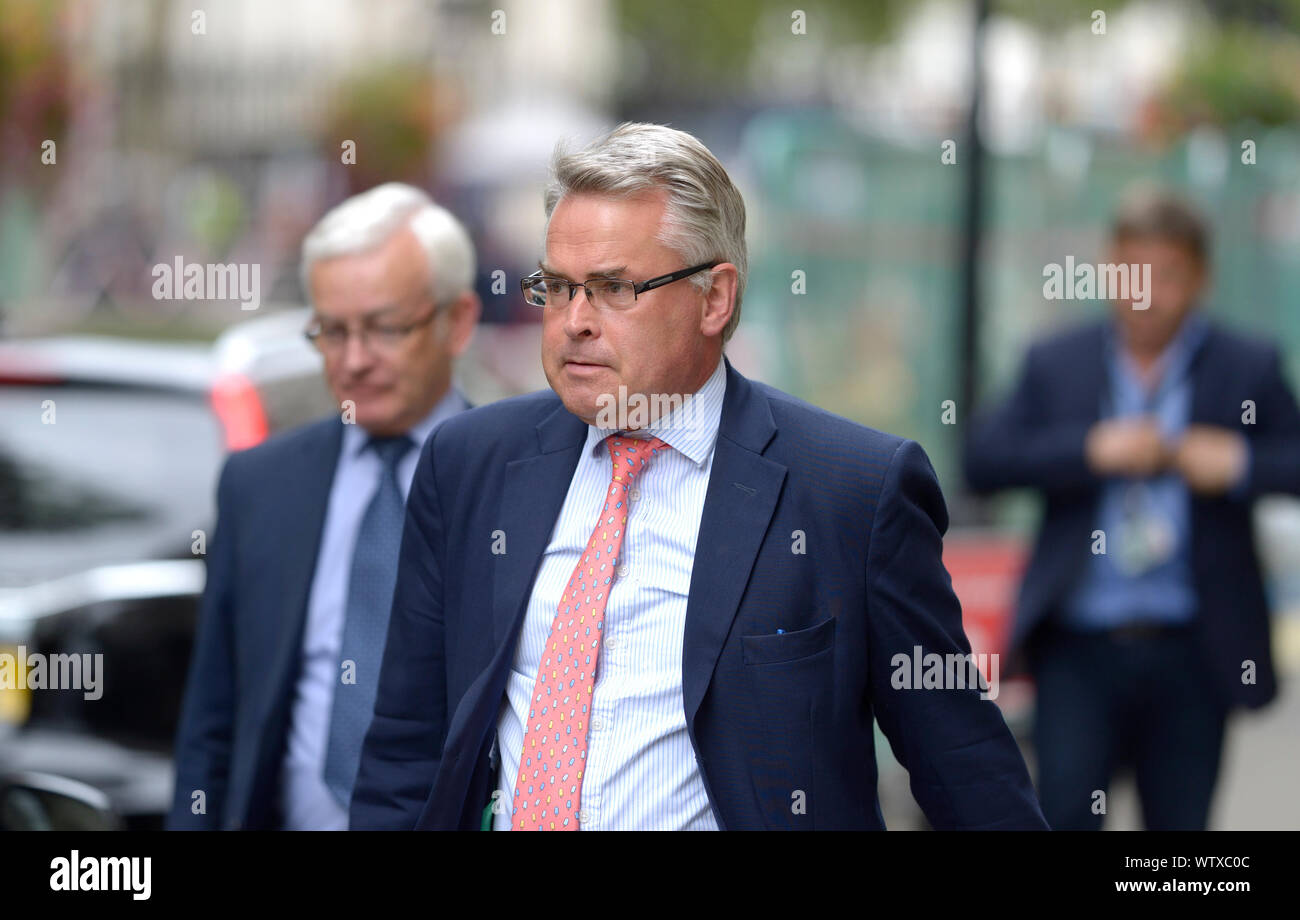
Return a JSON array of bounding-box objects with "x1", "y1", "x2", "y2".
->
[
  {"x1": 350, "y1": 358, "x2": 1048, "y2": 830},
  {"x1": 169, "y1": 402, "x2": 467, "y2": 830},
  {"x1": 964, "y1": 318, "x2": 1300, "y2": 710}
]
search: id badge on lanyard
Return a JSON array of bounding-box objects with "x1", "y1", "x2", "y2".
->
[
  {"x1": 1105, "y1": 351, "x2": 1179, "y2": 577},
  {"x1": 1114, "y1": 480, "x2": 1176, "y2": 576}
]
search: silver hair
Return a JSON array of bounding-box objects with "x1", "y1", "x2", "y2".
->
[
  {"x1": 544, "y1": 123, "x2": 748, "y2": 343},
  {"x1": 300, "y1": 182, "x2": 476, "y2": 306}
]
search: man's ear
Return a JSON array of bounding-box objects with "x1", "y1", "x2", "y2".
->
[
  {"x1": 700, "y1": 264, "x2": 738, "y2": 338},
  {"x1": 442, "y1": 291, "x2": 481, "y2": 358}
]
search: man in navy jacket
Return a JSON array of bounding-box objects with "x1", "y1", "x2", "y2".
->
[
  {"x1": 965, "y1": 188, "x2": 1300, "y2": 829},
  {"x1": 169, "y1": 184, "x2": 479, "y2": 829},
  {"x1": 351, "y1": 124, "x2": 1046, "y2": 831}
]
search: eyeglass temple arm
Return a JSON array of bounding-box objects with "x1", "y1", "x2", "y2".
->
[{"x1": 635, "y1": 262, "x2": 719, "y2": 294}]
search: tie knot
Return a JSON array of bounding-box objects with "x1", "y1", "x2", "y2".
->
[
  {"x1": 369, "y1": 435, "x2": 414, "y2": 472},
  {"x1": 605, "y1": 434, "x2": 669, "y2": 482}
]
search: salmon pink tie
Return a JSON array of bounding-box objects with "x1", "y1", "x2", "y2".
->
[{"x1": 510, "y1": 434, "x2": 670, "y2": 830}]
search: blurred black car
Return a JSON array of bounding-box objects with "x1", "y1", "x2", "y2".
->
[{"x1": 0, "y1": 313, "x2": 333, "y2": 829}]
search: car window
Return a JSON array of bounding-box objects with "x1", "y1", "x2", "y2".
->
[{"x1": 0, "y1": 386, "x2": 223, "y2": 587}]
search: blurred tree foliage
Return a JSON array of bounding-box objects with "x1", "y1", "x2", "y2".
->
[
  {"x1": 1001, "y1": 0, "x2": 1300, "y2": 127},
  {"x1": 613, "y1": 0, "x2": 907, "y2": 102},
  {"x1": 615, "y1": 0, "x2": 1300, "y2": 127},
  {"x1": 321, "y1": 63, "x2": 448, "y2": 195},
  {"x1": 0, "y1": 0, "x2": 72, "y2": 186},
  {"x1": 1167, "y1": 25, "x2": 1300, "y2": 126}
]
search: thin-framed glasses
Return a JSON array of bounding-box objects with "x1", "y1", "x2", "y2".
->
[
  {"x1": 520, "y1": 262, "x2": 719, "y2": 310},
  {"x1": 303, "y1": 301, "x2": 442, "y2": 354}
]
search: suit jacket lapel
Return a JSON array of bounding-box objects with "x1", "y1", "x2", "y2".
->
[
  {"x1": 1089, "y1": 321, "x2": 1114, "y2": 421},
  {"x1": 262, "y1": 419, "x2": 345, "y2": 721},
  {"x1": 1185, "y1": 318, "x2": 1216, "y2": 422},
  {"x1": 491, "y1": 401, "x2": 587, "y2": 645},
  {"x1": 682, "y1": 359, "x2": 785, "y2": 732},
  {"x1": 423, "y1": 400, "x2": 581, "y2": 825},
  {"x1": 483, "y1": 364, "x2": 787, "y2": 728}
]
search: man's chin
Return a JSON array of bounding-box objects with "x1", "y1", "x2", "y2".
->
[
  {"x1": 1118, "y1": 317, "x2": 1174, "y2": 347},
  {"x1": 337, "y1": 396, "x2": 401, "y2": 434},
  {"x1": 1128, "y1": 327, "x2": 1178, "y2": 353},
  {"x1": 556, "y1": 393, "x2": 600, "y2": 426},
  {"x1": 550, "y1": 373, "x2": 615, "y2": 423}
]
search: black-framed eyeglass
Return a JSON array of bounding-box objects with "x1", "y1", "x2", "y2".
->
[
  {"x1": 520, "y1": 261, "x2": 719, "y2": 310},
  {"x1": 303, "y1": 300, "x2": 443, "y2": 354}
]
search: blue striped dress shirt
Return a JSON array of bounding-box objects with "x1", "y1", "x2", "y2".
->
[
  {"x1": 279, "y1": 386, "x2": 468, "y2": 831},
  {"x1": 493, "y1": 357, "x2": 727, "y2": 830},
  {"x1": 1065, "y1": 315, "x2": 1207, "y2": 628}
]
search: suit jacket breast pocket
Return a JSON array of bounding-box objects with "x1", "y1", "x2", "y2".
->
[
  {"x1": 741, "y1": 616, "x2": 836, "y2": 666},
  {"x1": 739, "y1": 616, "x2": 835, "y2": 829}
]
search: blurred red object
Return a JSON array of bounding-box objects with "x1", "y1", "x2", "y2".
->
[
  {"x1": 943, "y1": 531, "x2": 1027, "y2": 670},
  {"x1": 210, "y1": 373, "x2": 269, "y2": 450}
]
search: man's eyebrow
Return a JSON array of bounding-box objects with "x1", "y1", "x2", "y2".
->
[
  {"x1": 313, "y1": 302, "x2": 406, "y2": 324},
  {"x1": 538, "y1": 262, "x2": 630, "y2": 279}
]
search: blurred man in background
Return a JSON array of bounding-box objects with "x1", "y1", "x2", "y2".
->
[
  {"x1": 169, "y1": 183, "x2": 481, "y2": 830},
  {"x1": 965, "y1": 187, "x2": 1300, "y2": 830},
  {"x1": 350, "y1": 123, "x2": 1045, "y2": 831}
]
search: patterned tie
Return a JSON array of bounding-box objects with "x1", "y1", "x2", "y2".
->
[
  {"x1": 510, "y1": 434, "x2": 670, "y2": 830},
  {"x1": 323, "y1": 434, "x2": 414, "y2": 806}
]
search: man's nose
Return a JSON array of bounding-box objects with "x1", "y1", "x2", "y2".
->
[
  {"x1": 561, "y1": 285, "x2": 601, "y2": 338},
  {"x1": 340, "y1": 329, "x2": 374, "y2": 373}
]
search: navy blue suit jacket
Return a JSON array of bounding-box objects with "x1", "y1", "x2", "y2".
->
[
  {"x1": 964, "y1": 318, "x2": 1300, "y2": 710},
  {"x1": 169, "y1": 396, "x2": 470, "y2": 830},
  {"x1": 168, "y1": 417, "x2": 345, "y2": 829},
  {"x1": 351, "y1": 358, "x2": 1047, "y2": 830}
]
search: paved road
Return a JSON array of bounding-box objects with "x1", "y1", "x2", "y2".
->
[
  {"x1": 879, "y1": 617, "x2": 1300, "y2": 830},
  {"x1": 1106, "y1": 616, "x2": 1300, "y2": 831}
]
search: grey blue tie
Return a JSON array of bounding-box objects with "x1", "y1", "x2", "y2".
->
[{"x1": 323, "y1": 434, "x2": 414, "y2": 806}]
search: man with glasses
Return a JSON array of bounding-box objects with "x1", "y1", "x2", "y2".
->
[
  {"x1": 351, "y1": 124, "x2": 1045, "y2": 830},
  {"x1": 170, "y1": 183, "x2": 480, "y2": 830}
]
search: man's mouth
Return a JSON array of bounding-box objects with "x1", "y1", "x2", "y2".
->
[
  {"x1": 564, "y1": 360, "x2": 608, "y2": 369},
  {"x1": 340, "y1": 383, "x2": 391, "y2": 399}
]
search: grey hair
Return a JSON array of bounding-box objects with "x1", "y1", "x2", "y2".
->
[
  {"x1": 300, "y1": 182, "x2": 476, "y2": 306},
  {"x1": 544, "y1": 123, "x2": 748, "y2": 343}
]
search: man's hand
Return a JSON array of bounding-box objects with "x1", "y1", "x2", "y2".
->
[
  {"x1": 1172, "y1": 425, "x2": 1248, "y2": 495},
  {"x1": 1085, "y1": 418, "x2": 1169, "y2": 477}
]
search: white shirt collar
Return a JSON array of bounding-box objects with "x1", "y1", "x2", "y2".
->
[
  {"x1": 342, "y1": 385, "x2": 468, "y2": 458},
  {"x1": 584, "y1": 356, "x2": 727, "y2": 469}
]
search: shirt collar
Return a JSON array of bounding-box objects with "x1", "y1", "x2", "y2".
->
[
  {"x1": 1163, "y1": 309, "x2": 1209, "y2": 375},
  {"x1": 342, "y1": 384, "x2": 468, "y2": 459},
  {"x1": 584, "y1": 356, "x2": 727, "y2": 469},
  {"x1": 1107, "y1": 309, "x2": 1209, "y2": 387}
]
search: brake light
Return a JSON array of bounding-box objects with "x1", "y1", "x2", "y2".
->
[
  {"x1": 0, "y1": 357, "x2": 62, "y2": 386},
  {"x1": 210, "y1": 374, "x2": 269, "y2": 450},
  {"x1": 0, "y1": 372, "x2": 62, "y2": 385}
]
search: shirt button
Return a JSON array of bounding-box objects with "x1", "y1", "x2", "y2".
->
[
  {"x1": 591, "y1": 715, "x2": 606, "y2": 731},
  {"x1": 630, "y1": 489, "x2": 641, "y2": 502},
  {"x1": 616, "y1": 564, "x2": 629, "y2": 577},
  {"x1": 578, "y1": 809, "x2": 591, "y2": 825},
  {"x1": 604, "y1": 636, "x2": 619, "y2": 650}
]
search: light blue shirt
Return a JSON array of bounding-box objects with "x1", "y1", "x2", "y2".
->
[
  {"x1": 1065, "y1": 315, "x2": 1208, "y2": 629},
  {"x1": 279, "y1": 386, "x2": 468, "y2": 830},
  {"x1": 493, "y1": 357, "x2": 727, "y2": 830}
]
